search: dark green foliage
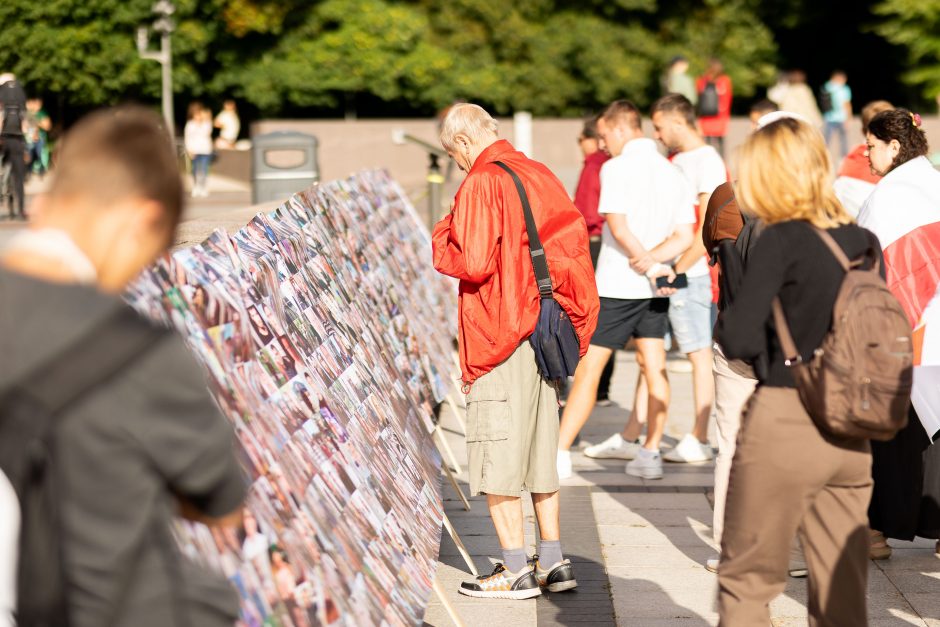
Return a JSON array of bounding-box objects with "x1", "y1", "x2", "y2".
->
[{"x1": 0, "y1": 0, "x2": 778, "y2": 118}]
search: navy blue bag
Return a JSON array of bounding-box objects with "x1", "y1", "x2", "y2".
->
[{"x1": 495, "y1": 161, "x2": 581, "y2": 383}]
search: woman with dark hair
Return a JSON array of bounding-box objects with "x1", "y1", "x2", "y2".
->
[
  {"x1": 833, "y1": 100, "x2": 894, "y2": 217},
  {"x1": 858, "y1": 108, "x2": 940, "y2": 559}
]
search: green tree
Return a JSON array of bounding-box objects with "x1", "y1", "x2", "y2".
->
[
  {"x1": 0, "y1": 0, "x2": 781, "y2": 120},
  {"x1": 873, "y1": 0, "x2": 940, "y2": 101},
  {"x1": 659, "y1": 0, "x2": 778, "y2": 99}
]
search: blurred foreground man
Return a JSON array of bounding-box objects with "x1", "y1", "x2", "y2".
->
[
  {"x1": 432, "y1": 103, "x2": 599, "y2": 599},
  {"x1": 0, "y1": 107, "x2": 246, "y2": 626}
]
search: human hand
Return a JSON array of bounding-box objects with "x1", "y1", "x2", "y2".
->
[
  {"x1": 647, "y1": 265, "x2": 678, "y2": 297},
  {"x1": 630, "y1": 252, "x2": 655, "y2": 274}
]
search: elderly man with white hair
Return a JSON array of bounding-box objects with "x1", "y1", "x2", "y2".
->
[{"x1": 432, "y1": 103, "x2": 599, "y2": 599}]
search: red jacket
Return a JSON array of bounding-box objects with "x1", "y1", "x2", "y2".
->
[
  {"x1": 432, "y1": 140, "x2": 600, "y2": 384},
  {"x1": 696, "y1": 74, "x2": 733, "y2": 137}
]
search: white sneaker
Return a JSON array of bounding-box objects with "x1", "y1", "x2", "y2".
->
[
  {"x1": 626, "y1": 448, "x2": 663, "y2": 479},
  {"x1": 584, "y1": 433, "x2": 641, "y2": 460},
  {"x1": 663, "y1": 434, "x2": 714, "y2": 463},
  {"x1": 557, "y1": 449, "x2": 572, "y2": 480}
]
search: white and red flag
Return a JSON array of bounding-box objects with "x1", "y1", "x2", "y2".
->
[{"x1": 858, "y1": 156, "x2": 940, "y2": 440}]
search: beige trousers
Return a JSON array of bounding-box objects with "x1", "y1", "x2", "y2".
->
[
  {"x1": 465, "y1": 342, "x2": 560, "y2": 497},
  {"x1": 711, "y1": 344, "x2": 757, "y2": 544},
  {"x1": 718, "y1": 386, "x2": 872, "y2": 627}
]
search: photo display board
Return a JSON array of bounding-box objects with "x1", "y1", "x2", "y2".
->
[{"x1": 126, "y1": 170, "x2": 457, "y2": 626}]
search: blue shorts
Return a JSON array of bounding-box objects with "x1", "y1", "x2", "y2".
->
[{"x1": 668, "y1": 274, "x2": 713, "y2": 353}]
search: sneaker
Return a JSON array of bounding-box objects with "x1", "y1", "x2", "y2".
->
[
  {"x1": 788, "y1": 565, "x2": 808, "y2": 578},
  {"x1": 626, "y1": 448, "x2": 663, "y2": 479},
  {"x1": 529, "y1": 555, "x2": 578, "y2": 592},
  {"x1": 705, "y1": 557, "x2": 719, "y2": 573},
  {"x1": 595, "y1": 398, "x2": 614, "y2": 407},
  {"x1": 556, "y1": 449, "x2": 572, "y2": 480},
  {"x1": 584, "y1": 433, "x2": 640, "y2": 460},
  {"x1": 663, "y1": 434, "x2": 714, "y2": 463},
  {"x1": 458, "y1": 563, "x2": 542, "y2": 600},
  {"x1": 869, "y1": 530, "x2": 892, "y2": 560}
]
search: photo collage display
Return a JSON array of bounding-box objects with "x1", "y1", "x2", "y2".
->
[{"x1": 126, "y1": 170, "x2": 458, "y2": 626}]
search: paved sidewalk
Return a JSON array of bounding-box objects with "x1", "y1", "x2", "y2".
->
[{"x1": 424, "y1": 351, "x2": 940, "y2": 626}]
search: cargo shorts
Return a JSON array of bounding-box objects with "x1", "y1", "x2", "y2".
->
[{"x1": 464, "y1": 341, "x2": 560, "y2": 497}]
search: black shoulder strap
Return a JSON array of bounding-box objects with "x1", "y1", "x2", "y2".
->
[
  {"x1": 13, "y1": 306, "x2": 165, "y2": 414},
  {"x1": 493, "y1": 161, "x2": 553, "y2": 298}
]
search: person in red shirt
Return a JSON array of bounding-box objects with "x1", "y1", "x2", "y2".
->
[
  {"x1": 573, "y1": 116, "x2": 609, "y2": 260},
  {"x1": 573, "y1": 116, "x2": 616, "y2": 404},
  {"x1": 696, "y1": 58, "x2": 733, "y2": 157},
  {"x1": 432, "y1": 103, "x2": 599, "y2": 599}
]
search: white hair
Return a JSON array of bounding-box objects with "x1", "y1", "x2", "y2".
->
[{"x1": 439, "y1": 103, "x2": 499, "y2": 152}]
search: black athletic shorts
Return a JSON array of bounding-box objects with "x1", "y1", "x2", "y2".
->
[{"x1": 590, "y1": 297, "x2": 670, "y2": 349}]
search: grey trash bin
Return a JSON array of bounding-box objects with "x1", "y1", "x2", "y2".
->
[{"x1": 251, "y1": 131, "x2": 320, "y2": 204}]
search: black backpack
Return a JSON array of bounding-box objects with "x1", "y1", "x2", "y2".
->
[
  {"x1": 818, "y1": 86, "x2": 833, "y2": 114},
  {"x1": 0, "y1": 308, "x2": 162, "y2": 626},
  {"x1": 698, "y1": 81, "x2": 720, "y2": 117}
]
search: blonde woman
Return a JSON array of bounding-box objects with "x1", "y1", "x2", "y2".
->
[{"x1": 714, "y1": 117, "x2": 881, "y2": 625}]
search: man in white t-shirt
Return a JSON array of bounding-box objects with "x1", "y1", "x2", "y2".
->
[
  {"x1": 651, "y1": 93, "x2": 727, "y2": 462},
  {"x1": 557, "y1": 100, "x2": 696, "y2": 480}
]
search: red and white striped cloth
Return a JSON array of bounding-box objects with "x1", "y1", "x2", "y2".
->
[{"x1": 858, "y1": 155, "x2": 940, "y2": 439}]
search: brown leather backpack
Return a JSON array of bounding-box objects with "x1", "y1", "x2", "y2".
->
[{"x1": 772, "y1": 228, "x2": 913, "y2": 441}]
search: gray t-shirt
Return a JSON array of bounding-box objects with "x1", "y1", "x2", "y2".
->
[{"x1": 0, "y1": 269, "x2": 246, "y2": 627}]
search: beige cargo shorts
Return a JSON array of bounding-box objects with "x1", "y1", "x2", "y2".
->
[{"x1": 464, "y1": 341, "x2": 560, "y2": 497}]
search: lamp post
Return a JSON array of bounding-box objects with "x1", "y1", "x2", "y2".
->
[{"x1": 136, "y1": 0, "x2": 176, "y2": 136}]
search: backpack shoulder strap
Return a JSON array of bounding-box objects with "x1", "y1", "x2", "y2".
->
[
  {"x1": 813, "y1": 225, "x2": 883, "y2": 274},
  {"x1": 14, "y1": 306, "x2": 166, "y2": 414},
  {"x1": 812, "y1": 227, "x2": 851, "y2": 271},
  {"x1": 771, "y1": 297, "x2": 803, "y2": 366},
  {"x1": 493, "y1": 161, "x2": 554, "y2": 298}
]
